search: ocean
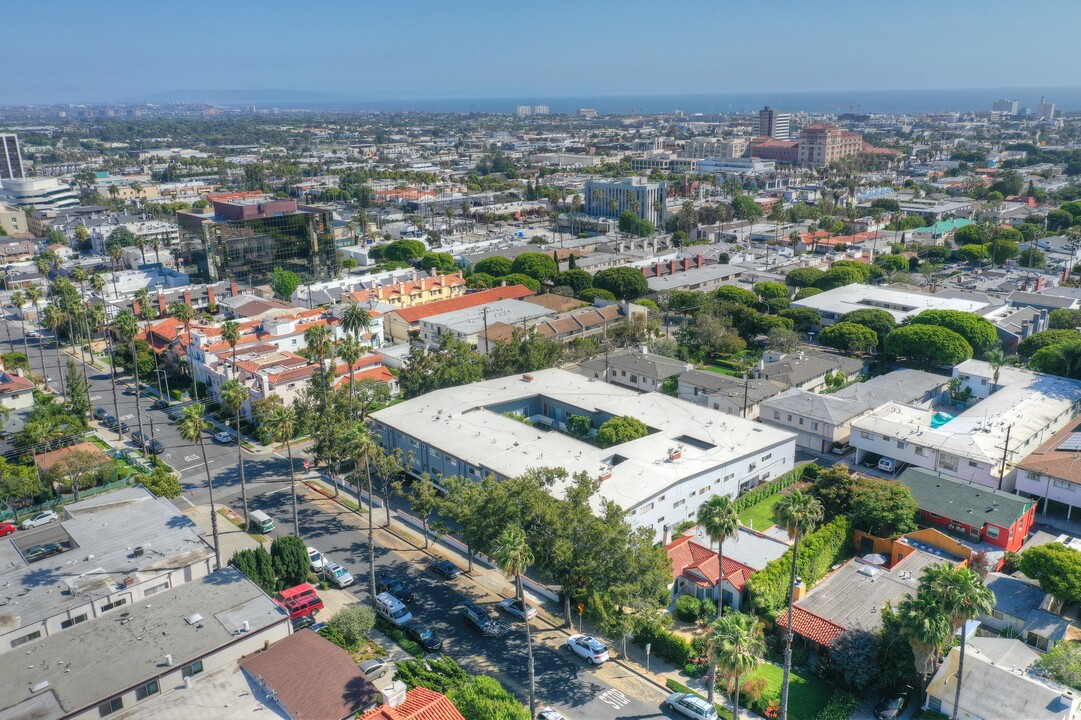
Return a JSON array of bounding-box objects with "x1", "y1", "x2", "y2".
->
[{"x1": 349, "y1": 87, "x2": 1081, "y2": 116}]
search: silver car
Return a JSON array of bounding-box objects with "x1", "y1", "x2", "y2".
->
[
  {"x1": 20, "y1": 510, "x2": 59, "y2": 530},
  {"x1": 323, "y1": 561, "x2": 354, "y2": 588}
]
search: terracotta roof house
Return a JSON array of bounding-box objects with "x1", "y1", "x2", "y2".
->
[
  {"x1": 383, "y1": 285, "x2": 535, "y2": 344},
  {"x1": 665, "y1": 534, "x2": 760, "y2": 612},
  {"x1": 360, "y1": 686, "x2": 465, "y2": 720},
  {"x1": 240, "y1": 630, "x2": 381, "y2": 720}
]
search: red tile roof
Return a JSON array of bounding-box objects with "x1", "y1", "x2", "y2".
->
[
  {"x1": 775, "y1": 606, "x2": 846, "y2": 648},
  {"x1": 360, "y1": 687, "x2": 464, "y2": 720},
  {"x1": 665, "y1": 535, "x2": 757, "y2": 591},
  {"x1": 390, "y1": 285, "x2": 535, "y2": 323}
]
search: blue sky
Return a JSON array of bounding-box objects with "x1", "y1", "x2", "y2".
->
[{"x1": 5, "y1": 0, "x2": 1080, "y2": 104}]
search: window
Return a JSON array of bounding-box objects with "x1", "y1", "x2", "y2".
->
[
  {"x1": 658, "y1": 495, "x2": 665, "y2": 501},
  {"x1": 861, "y1": 431, "x2": 872, "y2": 439},
  {"x1": 101, "y1": 598, "x2": 128, "y2": 613},
  {"x1": 940, "y1": 454, "x2": 958, "y2": 471},
  {"x1": 98, "y1": 698, "x2": 124, "y2": 717},
  {"x1": 968, "y1": 461, "x2": 979, "y2": 468},
  {"x1": 144, "y1": 582, "x2": 169, "y2": 596},
  {"x1": 1026, "y1": 471, "x2": 1038, "y2": 481},
  {"x1": 699, "y1": 485, "x2": 711, "y2": 495},
  {"x1": 724, "y1": 473, "x2": 734, "y2": 481},
  {"x1": 1054, "y1": 479, "x2": 1077, "y2": 491},
  {"x1": 985, "y1": 526, "x2": 1001, "y2": 539},
  {"x1": 182, "y1": 660, "x2": 204, "y2": 678},
  {"x1": 673, "y1": 499, "x2": 685, "y2": 508},
  {"x1": 136, "y1": 680, "x2": 160, "y2": 701},
  {"x1": 812, "y1": 422, "x2": 819, "y2": 431},
  {"x1": 787, "y1": 414, "x2": 792, "y2": 422},
  {"x1": 915, "y1": 447, "x2": 926, "y2": 456},
  {"x1": 773, "y1": 411, "x2": 780, "y2": 419},
  {"x1": 629, "y1": 374, "x2": 637, "y2": 383},
  {"x1": 11, "y1": 630, "x2": 41, "y2": 648},
  {"x1": 897, "y1": 441, "x2": 905, "y2": 450},
  {"x1": 762, "y1": 453, "x2": 772, "y2": 461},
  {"x1": 61, "y1": 614, "x2": 88, "y2": 629},
  {"x1": 641, "y1": 502, "x2": 654, "y2": 512},
  {"x1": 798, "y1": 418, "x2": 804, "y2": 425},
  {"x1": 408, "y1": 438, "x2": 419, "y2": 448},
  {"x1": 748, "y1": 463, "x2": 756, "y2": 471}
]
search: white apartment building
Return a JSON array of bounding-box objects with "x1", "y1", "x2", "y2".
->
[
  {"x1": 0, "y1": 177, "x2": 79, "y2": 211},
  {"x1": 682, "y1": 137, "x2": 750, "y2": 160},
  {"x1": 757, "y1": 106, "x2": 791, "y2": 140},
  {"x1": 584, "y1": 177, "x2": 667, "y2": 226}
]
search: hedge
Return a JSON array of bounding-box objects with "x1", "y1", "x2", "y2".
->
[
  {"x1": 633, "y1": 621, "x2": 694, "y2": 667},
  {"x1": 733, "y1": 465, "x2": 815, "y2": 514},
  {"x1": 814, "y1": 692, "x2": 859, "y2": 720},
  {"x1": 375, "y1": 616, "x2": 427, "y2": 658},
  {"x1": 747, "y1": 515, "x2": 855, "y2": 616}
]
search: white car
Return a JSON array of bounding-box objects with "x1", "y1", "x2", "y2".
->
[
  {"x1": 324, "y1": 561, "x2": 354, "y2": 588},
  {"x1": 666, "y1": 692, "x2": 718, "y2": 720},
  {"x1": 306, "y1": 546, "x2": 325, "y2": 572},
  {"x1": 566, "y1": 634, "x2": 610, "y2": 665},
  {"x1": 537, "y1": 708, "x2": 567, "y2": 720},
  {"x1": 497, "y1": 597, "x2": 537, "y2": 621},
  {"x1": 20, "y1": 510, "x2": 59, "y2": 530}
]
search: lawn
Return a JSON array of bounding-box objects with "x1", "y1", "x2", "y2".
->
[
  {"x1": 738, "y1": 492, "x2": 784, "y2": 531},
  {"x1": 702, "y1": 363, "x2": 741, "y2": 377},
  {"x1": 748, "y1": 662, "x2": 833, "y2": 720}
]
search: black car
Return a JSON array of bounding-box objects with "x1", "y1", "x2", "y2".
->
[
  {"x1": 291, "y1": 614, "x2": 316, "y2": 632},
  {"x1": 24, "y1": 542, "x2": 65, "y2": 563},
  {"x1": 131, "y1": 431, "x2": 146, "y2": 446},
  {"x1": 404, "y1": 621, "x2": 443, "y2": 652},
  {"x1": 376, "y1": 572, "x2": 414, "y2": 602},
  {"x1": 103, "y1": 415, "x2": 118, "y2": 428},
  {"x1": 145, "y1": 439, "x2": 164, "y2": 455},
  {"x1": 429, "y1": 559, "x2": 462, "y2": 580},
  {"x1": 153, "y1": 399, "x2": 170, "y2": 410},
  {"x1": 93, "y1": 407, "x2": 108, "y2": 420},
  {"x1": 874, "y1": 688, "x2": 912, "y2": 720},
  {"x1": 118, "y1": 421, "x2": 130, "y2": 433},
  {"x1": 461, "y1": 600, "x2": 497, "y2": 635}
]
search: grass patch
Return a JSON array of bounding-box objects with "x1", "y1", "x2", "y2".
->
[
  {"x1": 88, "y1": 436, "x2": 111, "y2": 451},
  {"x1": 702, "y1": 364, "x2": 741, "y2": 377},
  {"x1": 738, "y1": 492, "x2": 784, "y2": 531},
  {"x1": 747, "y1": 662, "x2": 833, "y2": 720},
  {"x1": 664, "y1": 678, "x2": 734, "y2": 720}
]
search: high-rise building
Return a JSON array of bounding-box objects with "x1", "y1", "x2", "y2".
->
[
  {"x1": 196, "y1": 198, "x2": 337, "y2": 286},
  {"x1": 584, "y1": 177, "x2": 667, "y2": 226},
  {"x1": 533, "y1": 105, "x2": 549, "y2": 115},
  {"x1": 1037, "y1": 97, "x2": 1057, "y2": 120},
  {"x1": 757, "y1": 106, "x2": 791, "y2": 140},
  {"x1": 992, "y1": 99, "x2": 1019, "y2": 115},
  {"x1": 0, "y1": 177, "x2": 79, "y2": 211},
  {"x1": 798, "y1": 124, "x2": 864, "y2": 167},
  {"x1": 0, "y1": 134, "x2": 23, "y2": 180},
  {"x1": 515, "y1": 105, "x2": 532, "y2": 117}
]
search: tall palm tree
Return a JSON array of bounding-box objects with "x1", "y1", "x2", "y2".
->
[
  {"x1": 709, "y1": 612, "x2": 765, "y2": 718},
  {"x1": 304, "y1": 323, "x2": 332, "y2": 365},
  {"x1": 697, "y1": 494, "x2": 740, "y2": 619},
  {"x1": 221, "y1": 378, "x2": 250, "y2": 528},
  {"x1": 221, "y1": 320, "x2": 241, "y2": 379},
  {"x1": 101, "y1": 320, "x2": 123, "y2": 441},
  {"x1": 341, "y1": 300, "x2": 372, "y2": 345},
  {"x1": 266, "y1": 406, "x2": 300, "y2": 535},
  {"x1": 492, "y1": 525, "x2": 536, "y2": 718},
  {"x1": 924, "y1": 564, "x2": 995, "y2": 720},
  {"x1": 897, "y1": 590, "x2": 952, "y2": 691},
  {"x1": 984, "y1": 348, "x2": 1006, "y2": 393},
  {"x1": 344, "y1": 425, "x2": 378, "y2": 603},
  {"x1": 337, "y1": 335, "x2": 362, "y2": 418},
  {"x1": 168, "y1": 303, "x2": 198, "y2": 401},
  {"x1": 113, "y1": 310, "x2": 145, "y2": 445},
  {"x1": 773, "y1": 490, "x2": 824, "y2": 720},
  {"x1": 10, "y1": 290, "x2": 32, "y2": 367},
  {"x1": 178, "y1": 403, "x2": 221, "y2": 567},
  {"x1": 135, "y1": 288, "x2": 167, "y2": 399},
  {"x1": 41, "y1": 305, "x2": 66, "y2": 399}
]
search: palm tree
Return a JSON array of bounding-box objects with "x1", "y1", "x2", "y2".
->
[
  {"x1": 337, "y1": 335, "x2": 362, "y2": 418},
  {"x1": 341, "y1": 300, "x2": 372, "y2": 345},
  {"x1": 897, "y1": 590, "x2": 952, "y2": 691},
  {"x1": 221, "y1": 320, "x2": 241, "y2": 379},
  {"x1": 221, "y1": 379, "x2": 250, "y2": 528},
  {"x1": 168, "y1": 303, "x2": 198, "y2": 401},
  {"x1": 984, "y1": 348, "x2": 1006, "y2": 393},
  {"x1": 178, "y1": 403, "x2": 221, "y2": 567},
  {"x1": 492, "y1": 525, "x2": 536, "y2": 718},
  {"x1": 709, "y1": 612, "x2": 765, "y2": 718},
  {"x1": 41, "y1": 305, "x2": 66, "y2": 399},
  {"x1": 304, "y1": 323, "x2": 332, "y2": 364},
  {"x1": 10, "y1": 290, "x2": 32, "y2": 367},
  {"x1": 112, "y1": 310, "x2": 145, "y2": 444},
  {"x1": 773, "y1": 490, "x2": 824, "y2": 720},
  {"x1": 266, "y1": 406, "x2": 300, "y2": 535},
  {"x1": 923, "y1": 564, "x2": 995, "y2": 720},
  {"x1": 344, "y1": 425, "x2": 379, "y2": 603},
  {"x1": 697, "y1": 495, "x2": 740, "y2": 619}
]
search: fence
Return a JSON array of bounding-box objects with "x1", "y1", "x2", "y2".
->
[{"x1": 0, "y1": 478, "x2": 135, "y2": 522}]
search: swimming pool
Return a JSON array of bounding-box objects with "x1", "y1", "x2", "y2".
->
[{"x1": 930, "y1": 411, "x2": 956, "y2": 429}]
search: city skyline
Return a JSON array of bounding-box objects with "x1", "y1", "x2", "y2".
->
[{"x1": 5, "y1": 0, "x2": 1081, "y2": 106}]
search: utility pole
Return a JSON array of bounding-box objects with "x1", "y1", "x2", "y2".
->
[
  {"x1": 998, "y1": 424, "x2": 1013, "y2": 491},
  {"x1": 742, "y1": 367, "x2": 750, "y2": 418},
  {"x1": 482, "y1": 306, "x2": 489, "y2": 355}
]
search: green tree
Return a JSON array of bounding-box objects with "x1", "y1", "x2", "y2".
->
[
  {"x1": 450, "y1": 676, "x2": 530, "y2": 720},
  {"x1": 270, "y1": 267, "x2": 302, "y2": 301},
  {"x1": 510, "y1": 252, "x2": 559, "y2": 280},
  {"x1": 1033, "y1": 640, "x2": 1081, "y2": 691},
  {"x1": 875, "y1": 254, "x2": 908, "y2": 273},
  {"x1": 1019, "y1": 329, "x2": 1081, "y2": 359},
  {"x1": 382, "y1": 238, "x2": 427, "y2": 262},
  {"x1": 474, "y1": 256, "x2": 513, "y2": 277},
  {"x1": 500, "y1": 273, "x2": 541, "y2": 291},
  {"x1": 850, "y1": 477, "x2": 918, "y2": 537},
  {"x1": 818, "y1": 322, "x2": 879, "y2": 354},
  {"x1": 327, "y1": 604, "x2": 376, "y2": 649},
  {"x1": 178, "y1": 403, "x2": 221, "y2": 567},
  {"x1": 709, "y1": 612, "x2": 765, "y2": 717},
  {"x1": 713, "y1": 285, "x2": 759, "y2": 307},
  {"x1": 112, "y1": 309, "x2": 146, "y2": 444},
  {"x1": 785, "y1": 268, "x2": 825, "y2": 288},
  {"x1": 398, "y1": 474, "x2": 440, "y2": 548},
  {"x1": 596, "y1": 415, "x2": 648, "y2": 448},
  {"x1": 1018, "y1": 247, "x2": 1047, "y2": 268},
  {"x1": 1048, "y1": 309, "x2": 1081, "y2": 330},
  {"x1": 270, "y1": 534, "x2": 310, "y2": 588},
  {"x1": 953, "y1": 224, "x2": 987, "y2": 245},
  {"x1": 579, "y1": 288, "x2": 616, "y2": 303},
  {"x1": 910, "y1": 310, "x2": 999, "y2": 354},
  {"x1": 778, "y1": 307, "x2": 821, "y2": 332},
  {"x1": 897, "y1": 590, "x2": 952, "y2": 686},
  {"x1": 825, "y1": 628, "x2": 880, "y2": 693},
  {"x1": 399, "y1": 333, "x2": 484, "y2": 399},
  {"x1": 1020, "y1": 543, "x2": 1081, "y2": 604},
  {"x1": 0, "y1": 461, "x2": 41, "y2": 522},
  {"x1": 697, "y1": 495, "x2": 740, "y2": 619},
  {"x1": 63, "y1": 359, "x2": 91, "y2": 423},
  {"x1": 221, "y1": 379, "x2": 250, "y2": 525},
  {"x1": 230, "y1": 546, "x2": 277, "y2": 594},
  {"x1": 484, "y1": 329, "x2": 564, "y2": 379},
  {"x1": 767, "y1": 327, "x2": 800, "y2": 353},
  {"x1": 840, "y1": 308, "x2": 896, "y2": 345},
  {"x1": 793, "y1": 287, "x2": 822, "y2": 301},
  {"x1": 592, "y1": 267, "x2": 648, "y2": 300},
  {"x1": 266, "y1": 406, "x2": 300, "y2": 535},
  {"x1": 556, "y1": 269, "x2": 593, "y2": 295},
  {"x1": 815, "y1": 265, "x2": 866, "y2": 290},
  {"x1": 957, "y1": 243, "x2": 988, "y2": 264},
  {"x1": 773, "y1": 491, "x2": 824, "y2": 720},
  {"x1": 492, "y1": 526, "x2": 537, "y2": 718},
  {"x1": 138, "y1": 464, "x2": 182, "y2": 499},
  {"x1": 731, "y1": 195, "x2": 763, "y2": 221},
  {"x1": 754, "y1": 281, "x2": 789, "y2": 300},
  {"x1": 884, "y1": 325, "x2": 973, "y2": 368},
  {"x1": 418, "y1": 252, "x2": 457, "y2": 272}
]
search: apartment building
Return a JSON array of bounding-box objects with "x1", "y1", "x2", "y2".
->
[
  {"x1": 797, "y1": 124, "x2": 864, "y2": 167},
  {"x1": 584, "y1": 177, "x2": 667, "y2": 226},
  {"x1": 757, "y1": 106, "x2": 791, "y2": 140}
]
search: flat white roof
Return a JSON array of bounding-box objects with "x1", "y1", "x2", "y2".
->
[
  {"x1": 372, "y1": 368, "x2": 795, "y2": 512},
  {"x1": 793, "y1": 284, "x2": 992, "y2": 321}
]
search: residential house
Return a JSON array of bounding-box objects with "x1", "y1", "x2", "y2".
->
[
  {"x1": 420, "y1": 299, "x2": 551, "y2": 349},
  {"x1": 981, "y1": 573, "x2": 1077, "y2": 652},
  {"x1": 753, "y1": 348, "x2": 865, "y2": 394},
  {"x1": 382, "y1": 285, "x2": 535, "y2": 344},
  {"x1": 1016, "y1": 417, "x2": 1081, "y2": 521},
  {"x1": 578, "y1": 347, "x2": 692, "y2": 393},
  {"x1": 0, "y1": 370, "x2": 35, "y2": 410},
  {"x1": 664, "y1": 534, "x2": 759, "y2": 612},
  {"x1": 792, "y1": 284, "x2": 992, "y2": 326},
  {"x1": 645, "y1": 264, "x2": 745, "y2": 293},
  {"x1": 480, "y1": 300, "x2": 647, "y2": 351},
  {"x1": 677, "y1": 370, "x2": 784, "y2": 420},
  {"x1": 899, "y1": 467, "x2": 1036, "y2": 554},
  {"x1": 360, "y1": 687, "x2": 465, "y2": 720}
]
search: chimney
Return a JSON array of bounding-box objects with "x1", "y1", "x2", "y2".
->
[
  {"x1": 1040, "y1": 309, "x2": 1049, "y2": 330},
  {"x1": 132, "y1": 298, "x2": 141, "y2": 316},
  {"x1": 669, "y1": 259, "x2": 679, "y2": 274},
  {"x1": 683, "y1": 257, "x2": 691, "y2": 271},
  {"x1": 696, "y1": 253, "x2": 705, "y2": 268},
  {"x1": 792, "y1": 580, "x2": 807, "y2": 601},
  {"x1": 157, "y1": 293, "x2": 167, "y2": 315},
  {"x1": 207, "y1": 286, "x2": 216, "y2": 309},
  {"x1": 1036, "y1": 275, "x2": 1045, "y2": 292},
  {"x1": 183, "y1": 289, "x2": 192, "y2": 308},
  {"x1": 230, "y1": 281, "x2": 239, "y2": 297}
]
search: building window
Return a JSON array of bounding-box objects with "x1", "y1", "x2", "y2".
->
[
  {"x1": 773, "y1": 411, "x2": 780, "y2": 419},
  {"x1": 629, "y1": 374, "x2": 637, "y2": 383},
  {"x1": 940, "y1": 454, "x2": 958, "y2": 471},
  {"x1": 641, "y1": 502, "x2": 654, "y2": 512},
  {"x1": 861, "y1": 431, "x2": 872, "y2": 439},
  {"x1": 136, "y1": 680, "x2": 160, "y2": 701},
  {"x1": 673, "y1": 499, "x2": 685, "y2": 508},
  {"x1": 182, "y1": 660, "x2": 204, "y2": 678},
  {"x1": 101, "y1": 598, "x2": 128, "y2": 613},
  {"x1": 699, "y1": 485, "x2": 711, "y2": 494},
  {"x1": 897, "y1": 441, "x2": 905, "y2": 450},
  {"x1": 144, "y1": 582, "x2": 170, "y2": 596},
  {"x1": 408, "y1": 438, "x2": 419, "y2": 448},
  {"x1": 60, "y1": 614, "x2": 89, "y2": 629},
  {"x1": 787, "y1": 414, "x2": 792, "y2": 422},
  {"x1": 762, "y1": 453, "x2": 772, "y2": 461},
  {"x1": 11, "y1": 630, "x2": 41, "y2": 648},
  {"x1": 968, "y1": 461, "x2": 979, "y2": 468},
  {"x1": 1053, "y1": 479, "x2": 1076, "y2": 491},
  {"x1": 724, "y1": 473, "x2": 734, "y2": 481},
  {"x1": 748, "y1": 463, "x2": 756, "y2": 471},
  {"x1": 985, "y1": 526, "x2": 1001, "y2": 539},
  {"x1": 98, "y1": 698, "x2": 124, "y2": 717},
  {"x1": 812, "y1": 422, "x2": 819, "y2": 431}
]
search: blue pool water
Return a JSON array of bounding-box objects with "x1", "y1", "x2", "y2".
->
[{"x1": 930, "y1": 412, "x2": 956, "y2": 429}]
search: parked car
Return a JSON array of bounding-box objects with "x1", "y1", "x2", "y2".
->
[
  {"x1": 102, "y1": 415, "x2": 118, "y2": 428},
  {"x1": 93, "y1": 407, "x2": 108, "y2": 420},
  {"x1": 461, "y1": 600, "x2": 498, "y2": 634},
  {"x1": 131, "y1": 431, "x2": 146, "y2": 446},
  {"x1": 212, "y1": 431, "x2": 233, "y2": 445},
  {"x1": 118, "y1": 421, "x2": 130, "y2": 433},
  {"x1": 537, "y1": 709, "x2": 567, "y2": 720},
  {"x1": 877, "y1": 457, "x2": 898, "y2": 473},
  {"x1": 145, "y1": 439, "x2": 164, "y2": 455},
  {"x1": 24, "y1": 542, "x2": 65, "y2": 563},
  {"x1": 566, "y1": 634, "x2": 609, "y2": 664},
  {"x1": 20, "y1": 510, "x2": 59, "y2": 529},
  {"x1": 374, "y1": 592, "x2": 413, "y2": 628},
  {"x1": 307, "y1": 546, "x2": 326, "y2": 572},
  {"x1": 310, "y1": 622, "x2": 328, "y2": 633},
  {"x1": 123, "y1": 386, "x2": 137, "y2": 396},
  {"x1": 275, "y1": 584, "x2": 324, "y2": 620},
  {"x1": 0, "y1": 522, "x2": 16, "y2": 537},
  {"x1": 291, "y1": 614, "x2": 316, "y2": 631},
  {"x1": 429, "y1": 559, "x2": 462, "y2": 580},
  {"x1": 498, "y1": 598, "x2": 537, "y2": 621},
  {"x1": 404, "y1": 621, "x2": 443, "y2": 652},
  {"x1": 153, "y1": 399, "x2": 170, "y2": 410},
  {"x1": 323, "y1": 561, "x2": 354, "y2": 588},
  {"x1": 376, "y1": 572, "x2": 414, "y2": 602},
  {"x1": 358, "y1": 658, "x2": 396, "y2": 685},
  {"x1": 874, "y1": 688, "x2": 912, "y2": 720},
  {"x1": 665, "y1": 692, "x2": 718, "y2": 720}
]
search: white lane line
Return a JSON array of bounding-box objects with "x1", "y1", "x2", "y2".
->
[{"x1": 176, "y1": 461, "x2": 214, "y2": 473}]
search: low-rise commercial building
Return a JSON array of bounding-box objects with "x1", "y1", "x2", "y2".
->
[{"x1": 791, "y1": 284, "x2": 993, "y2": 325}]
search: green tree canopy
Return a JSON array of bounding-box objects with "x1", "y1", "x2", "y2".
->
[
  {"x1": 1018, "y1": 329, "x2": 1081, "y2": 359},
  {"x1": 875, "y1": 254, "x2": 908, "y2": 273},
  {"x1": 785, "y1": 268, "x2": 825, "y2": 288},
  {"x1": 1048, "y1": 309, "x2": 1081, "y2": 330},
  {"x1": 953, "y1": 224, "x2": 987, "y2": 245},
  {"x1": 818, "y1": 322, "x2": 879, "y2": 354},
  {"x1": 794, "y1": 287, "x2": 822, "y2": 300},
  {"x1": 778, "y1": 307, "x2": 821, "y2": 332},
  {"x1": 579, "y1": 288, "x2": 616, "y2": 303},
  {"x1": 885, "y1": 325, "x2": 973, "y2": 369},
  {"x1": 1020, "y1": 543, "x2": 1081, "y2": 604},
  {"x1": 1033, "y1": 640, "x2": 1081, "y2": 691},
  {"x1": 713, "y1": 285, "x2": 759, "y2": 307},
  {"x1": 850, "y1": 477, "x2": 918, "y2": 538},
  {"x1": 840, "y1": 308, "x2": 897, "y2": 344},
  {"x1": 510, "y1": 252, "x2": 559, "y2": 280},
  {"x1": 592, "y1": 267, "x2": 648, "y2": 300},
  {"x1": 269, "y1": 535, "x2": 309, "y2": 588},
  {"x1": 474, "y1": 256, "x2": 512, "y2": 277},
  {"x1": 816, "y1": 265, "x2": 866, "y2": 290},
  {"x1": 957, "y1": 243, "x2": 989, "y2": 264},
  {"x1": 556, "y1": 269, "x2": 593, "y2": 295},
  {"x1": 596, "y1": 415, "x2": 649, "y2": 448},
  {"x1": 910, "y1": 309, "x2": 1000, "y2": 354},
  {"x1": 500, "y1": 273, "x2": 541, "y2": 291},
  {"x1": 382, "y1": 238, "x2": 427, "y2": 262},
  {"x1": 418, "y1": 252, "x2": 457, "y2": 272},
  {"x1": 270, "y1": 267, "x2": 301, "y2": 301},
  {"x1": 754, "y1": 281, "x2": 789, "y2": 300}
]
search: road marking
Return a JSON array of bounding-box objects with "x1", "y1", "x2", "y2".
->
[
  {"x1": 598, "y1": 689, "x2": 630, "y2": 709},
  {"x1": 90, "y1": 395, "x2": 102, "y2": 401},
  {"x1": 263, "y1": 487, "x2": 291, "y2": 496},
  {"x1": 184, "y1": 454, "x2": 200, "y2": 462},
  {"x1": 177, "y1": 461, "x2": 213, "y2": 473},
  {"x1": 121, "y1": 414, "x2": 134, "y2": 420}
]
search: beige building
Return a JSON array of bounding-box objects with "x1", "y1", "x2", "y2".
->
[
  {"x1": 798, "y1": 124, "x2": 864, "y2": 167},
  {"x1": 0, "y1": 202, "x2": 27, "y2": 235},
  {"x1": 682, "y1": 137, "x2": 749, "y2": 159}
]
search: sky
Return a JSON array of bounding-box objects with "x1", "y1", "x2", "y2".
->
[{"x1": 5, "y1": 0, "x2": 1081, "y2": 105}]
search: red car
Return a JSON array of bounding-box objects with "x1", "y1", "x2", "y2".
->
[{"x1": 0, "y1": 523, "x2": 16, "y2": 537}]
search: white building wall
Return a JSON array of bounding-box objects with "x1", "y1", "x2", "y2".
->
[{"x1": 850, "y1": 427, "x2": 1001, "y2": 487}]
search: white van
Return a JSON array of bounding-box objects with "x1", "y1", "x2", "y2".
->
[
  {"x1": 877, "y1": 457, "x2": 897, "y2": 474},
  {"x1": 249, "y1": 510, "x2": 274, "y2": 533},
  {"x1": 374, "y1": 592, "x2": 414, "y2": 628}
]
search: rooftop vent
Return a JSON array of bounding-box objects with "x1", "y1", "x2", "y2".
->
[
  {"x1": 185, "y1": 613, "x2": 203, "y2": 626},
  {"x1": 29, "y1": 680, "x2": 50, "y2": 694}
]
